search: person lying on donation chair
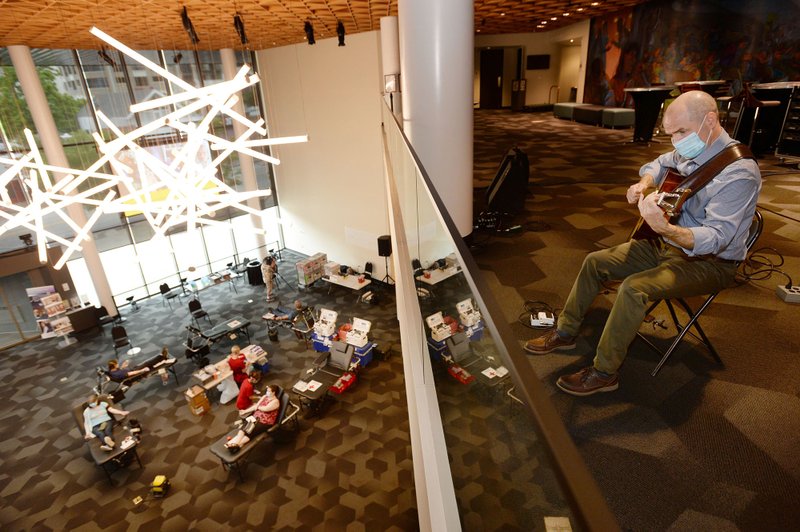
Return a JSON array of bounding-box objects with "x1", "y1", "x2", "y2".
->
[
  {"x1": 225, "y1": 384, "x2": 280, "y2": 453},
  {"x1": 227, "y1": 345, "x2": 248, "y2": 388},
  {"x1": 524, "y1": 90, "x2": 761, "y2": 397},
  {"x1": 236, "y1": 370, "x2": 262, "y2": 414},
  {"x1": 271, "y1": 300, "x2": 306, "y2": 324},
  {"x1": 83, "y1": 393, "x2": 130, "y2": 452},
  {"x1": 107, "y1": 358, "x2": 149, "y2": 382}
]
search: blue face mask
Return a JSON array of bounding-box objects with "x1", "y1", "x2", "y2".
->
[{"x1": 672, "y1": 115, "x2": 711, "y2": 159}]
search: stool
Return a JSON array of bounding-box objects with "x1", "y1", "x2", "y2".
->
[
  {"x1": 572, "y1": 104, "x2": 605, "y2": 126},
  {"x1": 716, "y1": 96, "x2": 735, "y2": 131},
  {"x1": 126, "y1": 296, "x2": 140, "y2": 312},
  {"x1": 601, "y1": 108, "x2": 635, "y2": 128},
  {"x1": 747, "y1": 100, "x2": 781, "y2": 148},
  {"x1": 553, "y1": 102, "x2": 589, "y2": 120}
]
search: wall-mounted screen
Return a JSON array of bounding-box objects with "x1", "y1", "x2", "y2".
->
[{"x1": 526, "y1": 54, "x2": 550, "y2": 70}]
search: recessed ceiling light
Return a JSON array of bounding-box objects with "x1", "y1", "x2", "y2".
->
[
  {"x1": 537, "y1": 25, "x2": 545, "y2": 29},
  {"x1": 500, "y1": 12, "x2": 505, "y2": 16},
  {"x1": 563, "y1": 12, "x2": 570, "y2": 16},
  {"x1": 591, "y1": 2, "x2": 600, "y2": 6},
  {"x1": 570, "y1": 39, "x2": 574, "y2": 43},
  {"x1": 551, "y1": 16, "x2": 558, "y2": 20},
  {"x1": 542, "y1": 20, "x2": 548, "y2": 24},
  {"x1": 577, "y1": 7, "x2": 585, "y2": 11}
]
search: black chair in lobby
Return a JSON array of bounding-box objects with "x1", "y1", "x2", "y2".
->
[
  {"x1": 184, "y1": 332, "x2": 211, "y2": 368},
  {"x1": 111, "y1": 325, "x2": 137, "y2": 355},
  {"x1": 188, "y1": 298, "x2": 212, "y2": 327},
  {"x1": 638, "y1": 210, "x2": 764, "y2": 376},
  {"x1": 95, "y1": 306, "x2": 117, "y2": 334},
  {"x1": 159, "y1": 283, "x2": 182, "y2": 309}
]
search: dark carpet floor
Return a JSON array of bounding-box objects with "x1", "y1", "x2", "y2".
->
[
  {"x1": 472, "y1": 109, "x2": 800, "y2": 531},
  {"x1": 0, "y1": 250, "x2": 417, "y2": 530},
  {"x1": 2, "y1": 110, "x2": 799, "y2": 531}
]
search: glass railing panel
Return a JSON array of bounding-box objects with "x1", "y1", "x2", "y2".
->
[{"x1": 381, "y1": 99, "x2": 618, "y2": 531}]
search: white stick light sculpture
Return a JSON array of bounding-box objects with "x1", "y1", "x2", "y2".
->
[{"x1": 0, "y1": 27, "x2": 308, "y2": 268}]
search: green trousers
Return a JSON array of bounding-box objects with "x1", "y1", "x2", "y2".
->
[{"x1": 557, "y1": 239, "x2": 738, "y2": 374}]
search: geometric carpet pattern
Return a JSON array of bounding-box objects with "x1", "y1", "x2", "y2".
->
[
  {"x1": 472, "y1": 109, "x2": 800, "y2": 531},
  {"x1": 0, "y1": 249, "x2": 417, "y2": 530},
  {"x1": 2, "y1": 111, "x2": 799, "y2": 531}
]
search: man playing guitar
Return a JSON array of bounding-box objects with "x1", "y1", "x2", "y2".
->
[{"x1": 524, "y1": 90, "x2": 761, "y2": 396}]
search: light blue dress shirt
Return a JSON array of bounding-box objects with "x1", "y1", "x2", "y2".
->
[{"x1": 639, "y1": 130, "x2": 761, "y2": 260}]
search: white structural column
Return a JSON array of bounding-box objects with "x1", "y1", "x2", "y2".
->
[
  {"x1": 220, "y1": 49, "x2": 268, "y2": 258},
  {"x1": 380, "y1": 16, "x2": 401, "y2": 114},
  {"x1": 398, "y1": 0, "x2": 474, "y2": 237},
  {"x1": 8, "y1": 45, "x2": 118, "y2": 315}
]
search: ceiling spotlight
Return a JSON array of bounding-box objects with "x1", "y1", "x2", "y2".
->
[
  {"x1": 182, "y1": 6, "x2": 200, "y2": 44},
  {"x1": 304, "y1": 20, "x2": 315, "y2": 45},
  {"x1": 173, "y1": 52, "x2": 183, "y2": 64},
  {"x1": 19, "y1": 234, "x2": 34, "y2": 247},
  {"x1": 337, "y1": 20, "x2": 345, "y2": 46},
  {"x1": 234, "y1": 14, "x2": 248, "y2": 45}
]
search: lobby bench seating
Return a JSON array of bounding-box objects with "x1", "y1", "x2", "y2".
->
[
  {"x1": 602, "y1": 107, "x2": 636, "y2": 128},
  {"x1": 554, "y1": 102, "x2": 635, "y2": 129},
  {"x1": 572, "y1": 104, "x2": 606, "y2": 126},
  {"x1": 553, "y1": 102, "x2": 589, "y2": 120}
]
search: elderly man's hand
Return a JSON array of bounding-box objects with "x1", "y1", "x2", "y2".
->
[
  {"x1": 626, "y1": 182, "x2": 649, "y2": 204},
  {"x1": 638, "y1": 192, "x2": 669, "y2": 234}
]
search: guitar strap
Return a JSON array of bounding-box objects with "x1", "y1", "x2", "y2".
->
[{"x1": 672, "y1": 143, "x2": 754, "y2": 198}]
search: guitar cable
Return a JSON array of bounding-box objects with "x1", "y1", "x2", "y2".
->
[{"x1": 736, "y1": 246, "x2": 794, "y2": 289}]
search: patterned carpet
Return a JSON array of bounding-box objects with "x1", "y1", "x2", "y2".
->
[
  {"x1": 2, "y1": 110, "x2": 799, "y2": 531},
  {"x1": 472, "y1": 109, "x2": 800, "y2": 531},
  {"x1": 0, "y1": 250, "x2": 417, "y2": 530}
]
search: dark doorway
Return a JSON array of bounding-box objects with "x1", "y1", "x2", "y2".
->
[{"x1": 479, "y1": 49, "x2": 504, "y2": 109}]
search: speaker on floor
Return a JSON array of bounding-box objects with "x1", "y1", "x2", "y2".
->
[
  {"x1": 377, "y1": 235, "x2": 392, "y2": 257},
  {"x1": 485, "y1": 146, "x2": 529, "y2": 214}
]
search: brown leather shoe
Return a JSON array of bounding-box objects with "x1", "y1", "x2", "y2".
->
[
  {"x1": 556, "y1": 366, "x2": 619, "y2": 396},
  {"x1": 524, "y1": 329, "x2": 576, "y2": 355}
]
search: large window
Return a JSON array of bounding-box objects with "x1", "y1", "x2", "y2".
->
[{"x1": 1, "y1": 46, "x2": 281, "y2": 309}]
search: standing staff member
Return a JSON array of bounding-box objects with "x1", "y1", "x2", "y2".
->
[{"x1": 261, "y1": 255, "x2": 278, "y2": 302}]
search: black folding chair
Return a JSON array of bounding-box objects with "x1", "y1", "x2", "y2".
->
[
  {"x1": 639, "y1": 210, "x2": 764, "y2": 376},
  {"x1": 188, "y1": 298, "x2": 212, "y2": 327}
]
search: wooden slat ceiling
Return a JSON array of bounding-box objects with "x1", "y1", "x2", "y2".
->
[{"x1": 0, "y1": 0, "x2": 650, "y2": 51}]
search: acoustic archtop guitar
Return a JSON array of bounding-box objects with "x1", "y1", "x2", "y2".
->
[
  {"x1": 629, "y1": 170, "x2": 686, "y2": 241},
  {"x1": 629, "y1": 143, "x2": 754, "y2": 241}
]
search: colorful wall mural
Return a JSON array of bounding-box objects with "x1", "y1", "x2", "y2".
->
[{"x1": 585, "y1": 0, "x2": 800, "y2": 107}]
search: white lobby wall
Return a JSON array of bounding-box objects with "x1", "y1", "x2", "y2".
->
[
  {"x1": 475, "y1": 19, "x2": 590, "y2": 105},
  {"x1": 257, "y1": 31, "x2": 390, "y2": 279}
]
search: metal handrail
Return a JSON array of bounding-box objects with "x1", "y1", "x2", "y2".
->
[{"x1": 549, "y1": 85, "x2": 560, "y2": 104}]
